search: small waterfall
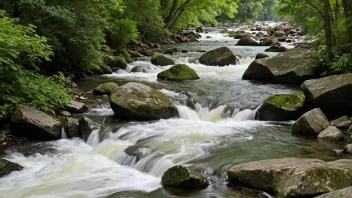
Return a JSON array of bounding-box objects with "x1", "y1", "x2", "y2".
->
[
  {"x1": 232, "y1": 109, "x2": 257, "y2": 121},
  {"x1": 176, "y1": 103, "x2": 226, "y2": 122},
  {"x1": 125, "y1": 61, "x2": 160, "y2": 73},
  {"x1": 238, "y1": 56, "x2": 255, "y2": 65},
  {"x1": 61, "y1": 128, "x2": 68, "y2": 139},
  {"x1": 87, "y1": 129, "x2": 100, "y2": 146},
  {"x1": 86, "y1": 104, "x2": 113, "y2": 116}
]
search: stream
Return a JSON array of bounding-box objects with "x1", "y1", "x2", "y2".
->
[{"x1": 0, "y1": 26, "x2": 349, "y2": 198}]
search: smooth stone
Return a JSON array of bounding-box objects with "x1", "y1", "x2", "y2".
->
[
  {"x1": 317, "y1": 126, "x2": 344, "y2": 141},
  {"x1": 66, "y1": 100, "x2": 88, "y2": 114},
  {"x1": 292, "y1": 108, "x2": 330, "y2": 137}
]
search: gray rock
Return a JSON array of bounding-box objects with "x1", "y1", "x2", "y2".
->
[
  {"x1": 79, "y1": 117, "x2": 99, "y2": 141},
  {"x1": 274, "y1": 30, "x2": 286, "y2": 37},
  {"x1": 0, "y1": 158, "x2": 23, "y2": 178},
  {"x1": 258, "y1": 93, "x2": 305, "y2": 121},
  {"x1": 292, "y1": 108, "x2": 330, "y2": 137},
  {"x1": 236, "y1": 37, "x2": 259, "y2": 46},
  {"x1": 93, "y1": 82, "x2": 119, "y2": 95},
  {"x1": 260, "y1": 37, "x2": 279, "y2": 46},
  {"x1": 66, "y1": 100, "x2": 88, "y2": 114},
  {"x1": 336, "y1": 120, "x2": 352, "y2": 129},
  {"x1": 161, "y1": 165, "x2": 209, "y2": 189},
  {"x1": 255, "y1": 53, "x2": 269, "y2": 60},
  {"x1": 344, "y1": 144, "x2": 352, "y2": 154},
  {"x1": 317, "y1": 126, "x2": 344, "y2": 141},
  {"x1": 243, "y1": 48, "x2": 317, "y2": 84},
  {"x1": 199, "y1": 47, "x2": 238, "y2": 66},
  {"x1": 331, "y1": 116, "x2": 350, "y2": 126},
  {"x1": 228, "y1": 158, "x2": 352, "y2": 198},
  {"x1": 109, "y1": 83, "x2": 177, "y2": 121},
  {"x1": 11, "y1": 104, "x2": 62, "y2": 140},
  {"x1": 64, "y1": 117, "x2": 81, "y2": 138},
  {"x1": 151, "y1": 53, "x2": 175, "y2": 66},
  {"x1": 302, "y1": 73, "x2": 352, "y2": 119},
  {"x1": 315, "y1": 186, "x2": 352, "y2": 198},
  {"x1": 265, "y1": 45, "x2": 287, "y2": 52},
  {"x1": 348, "y1": 125, "x2": 352, "y2": 132}
]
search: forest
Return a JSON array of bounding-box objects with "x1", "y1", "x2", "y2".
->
[{"x1": 0, "y1": 0, "x2": 351, "y2": 119}]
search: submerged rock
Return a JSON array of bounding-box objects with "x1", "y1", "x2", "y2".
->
[
  {"x1": 242, "y1": 48, "x2": 317, "y2": 84},
  {"x1": 11, "y1": 104, "x2": 62, "y2": 140},
  {"x1": 258, "y1": 93, "x2": 305, "y2": 121},
  {"x1": 236, "y1": 37, "x2": 259, "y2": 46},
  {"x1": 151, "y1": 53, "x2": 175, "y2": 66},
  {"x1": 292, "y1": 108, "x2": 330, "y2": 137},
  {"x1": 316, "y1": 186, "x2": 352, "y2": 198},
  {"x1": 199, "y1": 47, "x2": 237, "y2": 66},
  {"x1": 161, "y1": 165, "x2": 209, "y2": 189},
  {"x1": 109, "y1": 82, "x2": 176, "y2": 120},
  {"x1": 93, "y1": 82, "x2": 119, "y2": 95},
  {"x1": 301, "y1": 73, "x2": 352, "y2": 119},
  {"x1": 228, "y1": 158, "x2": 352, "y2": 198},
  {"x1": 0, "y1": 158, "x2": 23, "y2": 178},
  {"x1": 157, "y1": 64, "x2": 199, "y2": 81},
  {"x1": 317, "y1": 126, "x2": 344, "y2": 141},
  {"x1": 66, "y1": 100, "x2": 88, "y2": 113}
]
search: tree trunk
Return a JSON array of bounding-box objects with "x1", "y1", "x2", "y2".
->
[
  {"x1": 342, "y1": 0, "x2": 352, "y2": 41},
  {"x1": 323, "y1": 0, "x2": 333, "y2": 60}
]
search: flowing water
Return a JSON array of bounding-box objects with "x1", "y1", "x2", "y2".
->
[{"x1": 0, "y1": 27, "x2": 350, "y2": 198}]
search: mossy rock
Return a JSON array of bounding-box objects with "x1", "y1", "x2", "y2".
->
[
  {"x1": 236, "y1": 37, "x2": 259, "y2": 46},
  {"x1": 292, "y1": 108, "x2": 330, "y2": 137},
  {"x1": 90, "y1": 66, "x2": 104, "y2": 75},
  {"x1": 109, "y1": 82, "x2": 177, "y2": 120},
  {"x1": 93, "y1": 82, "x2": 119, "y2": 95},
  {"x1": 220, "y1": 29, "x2": 229, "y2": 34},
  {"x1": 161, "y1": 165, "x2": 209, "y2": 189},
  {"x1": 118, "y1": 48, "x2": 133, "y2": 63},
  {"x1": 258, "y1": 93, "x2": 305, "y2": 121},
  {"x1": 0, "y1": 158, "x2": 23, "y2": 178},
  {"x1": 100, "y1": 64, "x2": 113, "y2": 74},
  {"x1": 105, "y1": 55, "x2": 128, "y2": 70},
  {"x1": 316, "y1": 186, "x2": 352, "y2": 198},
  {"x1": 157, "y1": 64, "x2": 200, "y2": 81},
  {"x1": 151, "y1": 53, "x2": 175, "y2": 66}
]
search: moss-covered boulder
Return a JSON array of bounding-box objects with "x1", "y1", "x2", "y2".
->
[
  {"x1": 109, "y1": 82, "x2": 177, "y2": 120},
  {"x1": 316, "y1": 186, "x2": 352, "y2": 198},
  {"x1": 292, "y1": 108, "x2": 330, "y2": 137},
  {"x1": 157, "y1": 64, "x2": 199, "y2": 81},
  {"x1": 255, "y1": 53, "x2": 269, "y2": 60},
  {"x1": 317, "y1": 126, "x2": 344, "y2": 141},
  {"x1": 228, "y1": 158, "x2": 352, "y2": 198},
  {"x1": 100, "y1": 64, "x2": 113, "y2": 74},
  {"x1": 0, "y1": 158, "x2": 23, "y2": 178},
  {"x1": 161, "y1": 165, "x2": 209, "y2": 189},
  {"x1": 93, "y1": 82, "x2": 119, "y2": 95},
  {"x1": 64, "y1": 117, "x2": 81, "y2": 138},
  {"x1": 199, "y1": 47, "x2": 238, "y2": 66},
  {"x1": 118, "y1": 48, "x2": 133, "y2": 63},
  {"x1": 242, "y1": 48, "x2": 317, "y2": 84},
  {"x1": 105, "y1": 56, "x2": 128, "y2": 70},
  {"x1": 151, "y1": 53, "x2": 175, "y2": 66},
  {"x1": 258, "y1": 93, "x2": 305, "y2": 121},
  {"x1": 236, "y1": 37, "x2": 259, "y2": 46},
  {"x1": 301, "y1": 73, "x2": 352, "y2": 119},
  {"x1": 11, "y1": 104, "x2": 62, "y2": 140}
]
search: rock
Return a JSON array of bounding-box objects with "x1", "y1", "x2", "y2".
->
[
  {"x1": 79, "y1": 116, "x2": 98, "y2": 141},
  {"x1": 348, "y1": 125, "x2": 352, "y2": 132},
  {"x1": 93, "y1": 82, "x2": 119, "y2": 95},
  {"x1": 66, "y1": 100, "x2": 88, "y2": 113},
  {"x1": 292, "y1": 108, "x2": 330, "y2": 137},
  {"x1": 220, "y1": 29, "x2": 229, "y2": 34},
  {"x1": 100, "y1": 64, "x2": 113, "y2": 74},
  {"x1": 316, "y1": 186, "x2": 352, "y2": 198},
  {"x1": 301, "y1": 73, "x2": 352, "y2": 119},
  {"x1": 109, "y1": 82, "x2": 177, "y2": 121},
  {"x1": 161, "y1": 165, "x2": 208, "y2": 189},
  {"x1": 105, "y1": 56, "x2": 128, "y2": 70},
  {"x1": 344, "y1": 144, "x2": 352, "y2": 154},
  {"x1": 242, "y1": 48, "x2": 317, "y2": 84},
  {"x1": 255, "y1": 53, "x2": 269, "y2": 60},
  {"x1": 0, "y1": 158, "x2": 23, "y2": 178},
  {"x1": 317, "y1": 126, "x2": 344, "y2": 141},
  {"x1": 236, "y1": 37, "x2": 259, "y2": 46},
  {"x1": 258, "y1": 93, "x2": 305, "y2": 121},
  {"x1": 233, "y1": 33, "x2": 252, "y2": 39},
  {"x1": 11, "y1": 104, "x2": 62, "y2": 140},
  {"x1": 256, "y1": 32, "x2": 264, "y2": 37},
  {"x1": 128, "y1": 49, "x2": 143, "y2": 58},
  {"x1": 260, "y1": 37, "x2": 279, "y2": 46},
  {"x1": 277, "y1": 37, "x2": 287, "y2": 42},
  {"x1": 140, "y1": 50, "x2": 153, "y2": 56},
  {"x1": 157, "y1": 64, "x2": 199, "y2": 81},
  {"x1": 331, "y1": 116, "x2": 350, "y2": 126},
  {"x1": 196, "y1": 27, "x2": 203, "y2": 33},
  {"x1": 336, "y1": 120, "x2": 352, "y2": 129},
  {"x1": 58, "y1": 110, "x2": 71, "y2": 116},
  {"x1": 274, "y1": 30, "x2": 286, "y2": 37},
  {"x1": 228, "y1": 158, "x2": 352, "y2": 198},
  {"x1": 265, "y1": 45, "x2": 287, "y2": 52},
  {"x1": 151, "y1": 53, "x2": 175, "y2": 66},
  {"x1": 181, "y1": 50, "x2": 188, "y2": 53},
  {"x1": 138, "y1": 42, "x2": 150, "y2": 49},
  {"x1": 199, "y1": 47, "x2": 237, "y2": 66},
  {"x1": 64, "y1": 117, "x2": 81, "y2": 138}
]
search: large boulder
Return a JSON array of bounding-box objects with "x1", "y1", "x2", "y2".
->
[
  {"x1": 301, "y1": 73, "x2": 352, "y2": 119},
  {"x1": 228, "y1": 158, "x2": 352, "y2": 198},
  {"x1": 66, "y1": 100, "x2": 88, "y2": 113},
  {"x1": 157, "y1": 64, "x2": 199, "y2": 81},
  {"x1": 151, "y1": 53, "x2": 175, "y2": 66},
  {"x1": 255, "y1": 53, "x2": 269, "y2": 60},
  {"x1": 260, "y1": 37, "x2": 279, "y2": 46},
  {"x1": 105, "y1": 55, "x2": 128, "y2": 70},
  {"x1": 199, "y1": 47, "x2": 237, "y2": 66},
  {"x1": 161, "y1": 165, "x2": 208, "y2": 189},
  {"x1": 258, "y1": 93, "x2": 305, "y2": 121},
  {"x1": 274, "y1": 30, "x2": 286, "y2": 37},
  {"x1": 242, "y1": 48, "x2": 317, "y2": 84},
  {"x1": 109, "y1": 82, "x2": 176, "y2": 120},
  {"x1": 93, "y1": 82, "x2": 119, "y2": 95},
  {"x1": 11, "y1": 104, "x2": 62, "y2": 140},
  {"x1": 0, "y1": 158, "x2": 23, "y2": 178},
  {"x1": 292, "y1": 108, "x2": 330, "y2": 137},
  {"x1": 316, "y1": 186, "x2": 352, "y2": 198},
  {"x1": 236, "y1": 37, "x2": 259, "y2": 46},
  {"x1": 317, "y1": 126, "x2": 344, "y2": 141}
]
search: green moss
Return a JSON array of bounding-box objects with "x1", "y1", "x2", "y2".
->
[
  {"x1": 118, "y1": 48, "x2": 132, "y2": 63},
  {"x1": 100, "y1": 64, "x2": 112, "y2": 74},
  {"x1": 220, "y1": 29, "x2": 229, "y2": 34},
  {"x1": 90, "y1": 66, "x2": 104, "y2": 75},
  {"x1": 265, "y1": 93, "x2": 304, "y2": 110},
  {"x1": 157, "y1": 64, "x2": 200, "y2": 81},
  {"x1": 152, "y1": 52, "x2": 163, "y2": 60},
  {"x1": 161, "y1": 165, "x2": 208, "y2": 188}
]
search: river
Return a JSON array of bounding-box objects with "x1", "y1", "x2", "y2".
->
[{"x1": 0, "y1": 26, "x2": 348, "y2": 198}]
